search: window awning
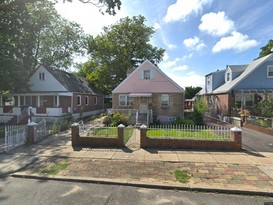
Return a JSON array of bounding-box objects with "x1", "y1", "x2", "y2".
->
[{"x1": 129, "y1": 93, "x2": 152, "y2": 97}]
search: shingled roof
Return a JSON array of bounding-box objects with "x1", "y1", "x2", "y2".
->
[{"x1": 42, "y1": 64, "x2": 102, "y2": 95}]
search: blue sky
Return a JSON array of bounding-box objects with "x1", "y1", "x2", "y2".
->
[{"x1": 55, "y1": 0, "x2": 273, "y2": 88}]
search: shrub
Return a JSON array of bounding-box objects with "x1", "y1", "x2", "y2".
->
[
  {"x1": 172, "y1": 117, "x2": 194, "y2": 125},
  {"x1": 103, "y1": 112, "x2": 129, "y2": 126}
]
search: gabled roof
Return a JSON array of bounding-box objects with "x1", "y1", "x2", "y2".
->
[
  {"x1": 41, "y1": 65, "x2": 102, "y2": 95},
  {"x1": 227, "y1": 64, "x2": 248, "y2": 72},
  {"x1": 212, "y1": 53, "x2": 273, "y2": 94},
  {"x1": 112, "y1": 59, "x2": 184, "y2": 94}
]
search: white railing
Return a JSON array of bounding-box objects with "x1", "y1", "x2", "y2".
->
[
  {"x1": 78, "y1": 120, "x2": 85, "y2": 135},
  {"x1": 88, "y1": 126, "x2": 117, "y2": 138},
  {"x1": 5, "y1": 125, "x2": 27, "y2": 152},
  {"x1": 147, "y1": 124, "x2": 231, "y2": 141},
  {"x1": 34, "y1": 119, "x2": 47, "y2": 142}
]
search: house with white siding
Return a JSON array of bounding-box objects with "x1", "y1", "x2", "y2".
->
[{"x1": 0, "y1": 64, "x2": 104, "y2": 124}]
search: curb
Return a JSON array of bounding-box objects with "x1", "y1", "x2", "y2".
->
[{"x1": 11, "y1": 173, "x2": 273, "y2": 197}]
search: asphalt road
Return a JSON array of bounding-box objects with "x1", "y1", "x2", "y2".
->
[
  {"x1": 0, "y1": 177, "x2": 273, "y2": 205},
  {"x1": 242, "y1": 127, "x2": 273, "y2": 153}
]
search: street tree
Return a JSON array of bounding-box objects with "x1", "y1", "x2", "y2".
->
[
  {"x1": 81, "y1": 15, "x2": 165, "y2": 94},
  {"x1": 0, "y1": 0, "x2": 86, "y2": 93}
]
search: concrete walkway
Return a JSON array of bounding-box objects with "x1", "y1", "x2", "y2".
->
[{"x1": 1, "y1": 128, "x2": 273, "y2": 196}]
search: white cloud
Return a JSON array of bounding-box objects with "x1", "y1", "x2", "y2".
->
[
  {"x1": 166, "y1": 71, "x2": 205, "y2": 88},
  {"x1": 166, "y1": 44, "x2": 177, "y2": 50},
  {"x1": 199, "y1": 11, "x2": 235, "y2": 36},
  {"x1": 183, "y1": 36, "x2": 206, "y2": 51},
  {"x1": 212, "y1": 32, "x2": 258, "y2": 53},
  {"x1": 159, "y1": 58, "x2": 181, "y2": 69},
  {"x1": 164, "y1": 0, "x2": 213, "y2": 23},
  {"x1": 153, "y1": 22, "x2": 161, "y2": 30},
  {"x1": 163, "y1": 52, "x2": 169, "y2": 61},
  {"x1": 172, "y1": 65, "x2": 188, "y2": 72},
  {"x1": 182, "y1": 53, "x2": 193, "y2": 61},
  {"x1": 55, "y1": 1, "x2": 127, "y2": 36}
]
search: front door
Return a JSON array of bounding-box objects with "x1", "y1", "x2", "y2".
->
[{"x1": 139, "y1": 97, "x2": 148, "y2": 114}]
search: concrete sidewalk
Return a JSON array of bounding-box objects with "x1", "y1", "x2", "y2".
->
[{"x1": 1, "y1": 129, "x2": 273, "y2": 196}]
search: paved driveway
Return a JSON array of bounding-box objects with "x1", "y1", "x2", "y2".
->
[{"x1": 242, "y1": 127, "x2": 273, "y2": 152}]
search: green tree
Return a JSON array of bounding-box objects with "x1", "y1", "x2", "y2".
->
[
  {"x1": 185, "y1": 86, "x2": 202, "y2": 99},
  {"x1": 257, "y1": 39, "x2": 273, "y2": 59},
  {"x1": 0, "y1": 0, "x2": 86, "y2": 93},
  {"x1": 81, "y1": 15, "x2": 165, "y2": 94},
  {"x1": 0, "y1": 0, "x2": 121, "y2": 16}
]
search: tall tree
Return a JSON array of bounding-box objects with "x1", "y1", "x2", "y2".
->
[
  {"x1": 0, "y1": 0, "x2": 121, "y2": 16},
  {"x1": 185, "y1": 86, "x2": 202, "y2": 99},
  {"x1": 0, "y1": 0, "x2": 86, "y2": 93},
  {"x1": 257, "y1": 39, "x2": 273, "y2": 59},
  {"x1": 81, "y1": 15, "x2": 165, "y2": 94}
]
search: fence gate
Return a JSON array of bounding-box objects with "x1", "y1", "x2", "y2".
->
[
  {"x1": 125, "y1": 127, "x2": 140, "y2": 151},
  {"x1": 5, "y1": 125, "x2": 27, "y2": 152},
  {"x1": 34, "y1": 119, "x2": 47, "y2": 142}
]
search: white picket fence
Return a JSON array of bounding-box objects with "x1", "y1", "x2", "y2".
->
[
  {"x1": 148, "y1": 124, "x2": 231, "y2": 140},
  {"x1": 5, "y1": 125, "x2": 27, "y2": 152},
  {"x1": 34, "y1": 119, "x2": 48, "y2": 142}
]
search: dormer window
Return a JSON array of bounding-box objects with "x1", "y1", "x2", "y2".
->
[
  {"x1": 227, "y1": 72, "x2": 230, "y2": 81},
  {"x1": 143, "y1": 70, "x2": 150, "y2": 80},
  {"x1": 207, "y1": 76, "x2": 210, "y2": 85},
  {"x1": 267, "y1": 65, "x2": 273, "y2": 78},
  {"x1": 39, "y1": 72, "x2": 45, "y2": 81}
]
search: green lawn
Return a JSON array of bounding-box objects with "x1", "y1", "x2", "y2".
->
[
  {"x1": 88, "y1": 127, "x2": 133, "y2": 143},
  {"x1": 147, "y1": 129, "x2": 230, "y2": 141}
]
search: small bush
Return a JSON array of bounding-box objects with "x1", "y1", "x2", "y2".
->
[
  {"x1": 103, "y1": 112, "x2": 129, "y2": 126},
  {"x1": 172, "y1": 117, "x2": 194, "y2": 125}
]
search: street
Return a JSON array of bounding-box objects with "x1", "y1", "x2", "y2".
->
[
  {"x1": 0, "y1": 177, "x2": 272, "y2": 205},
  {"x1": 242, "y1": 127, "x2": 273, "y2": 153}
]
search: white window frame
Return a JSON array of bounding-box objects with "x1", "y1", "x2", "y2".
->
[
  {"x1": 94, "y1": 96, "x2": 97, "y2": 105},
  {"x1": 85, "y1": 96, "x2": 89, "y2": 105},
  {"x1": 161, "y1": 94, "x2": 169, "y2": 107},
  {"x1": 77, "y1": 95, "x2": 81, "y2": 106},
  {"x1": 226, "y1": 72, "x2": 231, "y2": 81},
  {"x1": 267, "y1": 65, "x2": 273, "y2": 78},
  {"x1": 143, "y1": 70, "x2": 151, "y2": 80},
  {"x1": 119, "y1": 95, "x2": 132, "y2": 106},
  {"x1": 39, "y1": 72, "x2": 45, "y2": 81}
]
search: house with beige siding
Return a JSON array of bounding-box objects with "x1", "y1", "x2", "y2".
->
[
  {"x1": 0, "y1": 64, "x2": 104, "y2": 124},
  {"x1": 112, "y1": 59, "x2": 184, "y2": 125}
]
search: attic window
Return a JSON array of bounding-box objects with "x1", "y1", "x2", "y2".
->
[
  {"x1": 267, "y1": 65, "x2": 273, "y2": 78},
  {"x1": 39, "y1": 72, "x2": 45, "y2": 81},
  {"x1": 226, "y1": 72, "x2": 231, "y2": 81},
  {"x1": 143, "y1": 70, "x2": 150, "y2": 80}
]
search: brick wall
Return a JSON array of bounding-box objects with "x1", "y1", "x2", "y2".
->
[
  {"x1": 140, "y1": 127, "x2": 242, "y2": 151},
  {"x1": 71, "y1": 124, "x2": 125, "y2": 147}
]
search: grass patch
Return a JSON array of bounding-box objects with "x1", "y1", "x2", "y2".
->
[
  {"x1": 124, "y1": 128, "x2": 133, "y2": 143},
  {"x1": 88, "y1": 127, "x2": 133, "y2": 143},
  {"x1": 38, "y1": 161, "x2": 68, "y2": 176},
  {"x1": 172, "y1": 170, "x2": 192, "y2": 183},
  {"x1": 147, "y1": 129, "x2": 229, "y2": 140}
]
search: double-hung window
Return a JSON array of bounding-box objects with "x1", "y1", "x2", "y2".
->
[
  {"x1": 119, "y1": 95, "x2": 133, "y2": 106},
  {"x1": 267, "y1": 65, "x2": 273, "y2": 78},
  {"x1": 143, "y1": 70, "x2": 151, "y2": 79},
  {"x1": 161, "y1": 94, "x2": 169, "y2": 107}
]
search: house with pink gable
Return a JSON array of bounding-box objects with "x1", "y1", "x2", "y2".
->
[{"x1": 112, "y1": 59, "x2": 185, "y2": 125}]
